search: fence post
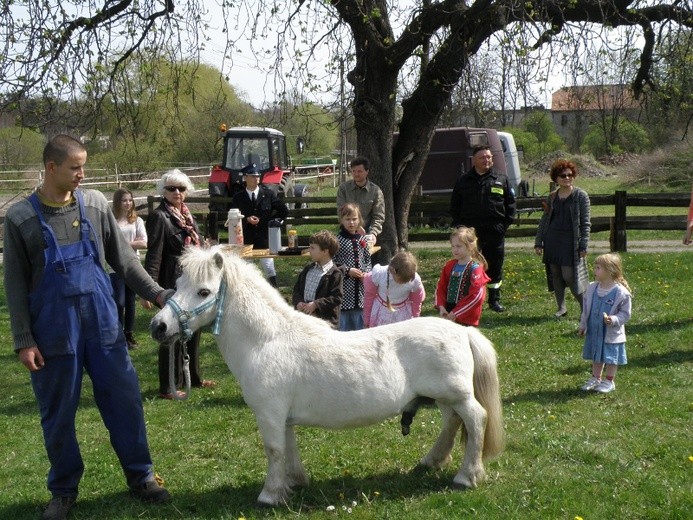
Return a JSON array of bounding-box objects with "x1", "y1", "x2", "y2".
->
[{"x1": 610, "y1": 190, "x2": 627, "y2": 252}]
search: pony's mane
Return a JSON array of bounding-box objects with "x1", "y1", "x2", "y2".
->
[{"x1": 179, "y1": 246, "x2": 225, "y2": 282}]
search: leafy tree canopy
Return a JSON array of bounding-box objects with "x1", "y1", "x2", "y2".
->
[{"x1": 581, "y1": 117, "x2": 651, "y2": 157}]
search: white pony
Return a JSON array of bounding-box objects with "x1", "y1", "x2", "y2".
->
[{"x1": 151, "y1": 247, "x2": 504, "y2": 506}]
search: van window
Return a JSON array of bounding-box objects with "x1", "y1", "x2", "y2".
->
[{"x1": 468, "y1": 133, "x2": 489, "y2": 148}]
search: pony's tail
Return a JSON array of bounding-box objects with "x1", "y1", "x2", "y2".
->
[{"x1": 467, "y1": 327, "x2": 505, "y2": 461}]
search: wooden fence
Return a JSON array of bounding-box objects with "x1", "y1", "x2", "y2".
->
[{"x1": 152, "y1": 191, "x2": 690, "y2": 253}]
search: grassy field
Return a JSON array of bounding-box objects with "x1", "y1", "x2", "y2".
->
[{"x1": 1, "y1": 246, "x2": 691, "y2": 519}]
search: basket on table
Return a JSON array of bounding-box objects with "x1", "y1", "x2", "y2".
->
[{"x1": 221, "y1": 244, "x2": 254, "y2": 257}]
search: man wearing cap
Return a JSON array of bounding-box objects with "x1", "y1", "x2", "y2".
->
[{"x1": 230, "y1": 164, "x2": 289, "y2": 287}]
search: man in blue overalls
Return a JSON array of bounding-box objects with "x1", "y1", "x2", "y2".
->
[{"x1": 3, "y1": 135, "x2": 174, "y2": 520}]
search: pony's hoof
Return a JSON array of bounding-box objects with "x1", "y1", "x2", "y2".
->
[
  {"x1": 452, "y1": 470, "x2": 482, "y2": 490},
  {"x1": 256, "y1": 500, "x2": 276, "y2": 509},
  {"x1": 450, "y1": 481, "x2": 472, "y2": 491},
  {"x1": 401, "y1": 425, "x2": 410, "y2": 436},
  {"x1": 411, "y1": 463, "x2": 430, "y2": 475}
]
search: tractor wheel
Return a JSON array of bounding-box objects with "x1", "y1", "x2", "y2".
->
[
  {"x1": 279, "y1": 175, "x2": 296, "y2": 209},
  {"x1": 293, "y1": 184, "x2": 309, "y2": 209}
]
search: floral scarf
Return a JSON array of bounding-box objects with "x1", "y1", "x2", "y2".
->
[{"x1": 163, "y1": 199, "x2": 200, "y2": 246}]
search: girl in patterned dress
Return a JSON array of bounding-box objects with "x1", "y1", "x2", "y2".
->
[
  {"x1": 363, "y1": 251, "x2": 425, "y2": 328},
  {"x1": 334, "y1": 203, "x2": 372, "y2": 331},
  {"x1": 435, "y1": 226, "x2": 490, "y2": 326},
  {"x1": 578, "y1": 253, "x2": 632, "y2": 393}
]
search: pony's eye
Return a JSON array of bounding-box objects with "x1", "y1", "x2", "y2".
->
[{"x1": 198, "y1": 289, "x2": 211, "y2": 298}]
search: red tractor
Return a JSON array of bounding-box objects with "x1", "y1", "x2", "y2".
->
[{"x1": 208, "y1": 125, "x2": 304, "y2": 239}]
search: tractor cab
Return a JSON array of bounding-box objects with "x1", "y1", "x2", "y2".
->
[{"x1": 207, "y1": 125, "x2": 295, "y2": 239}]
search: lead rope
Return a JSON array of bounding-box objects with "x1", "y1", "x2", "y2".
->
[
  {"x1": 168, "y1": 338, "x2": 191, "y2": 401},
  {"x1": 165, "y1": 280, "x2": 227, "y2": 401}
]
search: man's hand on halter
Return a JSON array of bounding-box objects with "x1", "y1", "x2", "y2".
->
[
  {"x1": 155, "y1": 289, "x2": 176, "y2": 309},
  {"x1": 19, "y1": 346, "x2": 45, "y2": 371}
]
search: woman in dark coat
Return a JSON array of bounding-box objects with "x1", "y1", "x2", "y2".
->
[
  {"x1": 144, "y1": 169, "x2": 215, "y2": 399},
  {"x1": 534, "y1": 159, "x2": 591, "y2": 318}
]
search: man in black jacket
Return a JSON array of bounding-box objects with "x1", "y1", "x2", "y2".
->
[
  {"x1": 450, "y1": 146, "x2": 516, "y2": 312},
  {"x1": 230, "y1": 164, "x2": 289, "y2": 287}
]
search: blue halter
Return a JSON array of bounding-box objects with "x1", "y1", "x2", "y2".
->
[{"x1": 165, "y1": 280, "x2": 227, "y2": 341}]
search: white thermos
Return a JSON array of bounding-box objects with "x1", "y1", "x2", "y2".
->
[
  {"x1": 268, "y1": 220, "x2": 282, "y2": 254},
  {"x1": 225, "y1": 208, "x2": 244, "y2": 245}
]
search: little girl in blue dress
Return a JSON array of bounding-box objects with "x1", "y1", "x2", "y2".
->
[{"x1": 578, "y1": 253, "x2": 632, "y2": 393}]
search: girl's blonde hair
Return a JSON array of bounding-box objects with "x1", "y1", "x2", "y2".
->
[
  {"x1": 450, "y1": 226, "x2": 488, "y2": 269},
  {"x1": 389, "y1": 251, "x2": 418, "y2": 282},
  {"x1": 338, "y1": 203, "x2": 363, "y2": 227},
  {"x1": 594, "y1": 253, "x2": 632, "y2": 293},
  {"x1": 112, "y1": 188, "x2": 137, "y2": 224}
]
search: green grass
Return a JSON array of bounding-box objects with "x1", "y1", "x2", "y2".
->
[{"x1": 1, "y1": 248, "x2": 691, "y2": 519}]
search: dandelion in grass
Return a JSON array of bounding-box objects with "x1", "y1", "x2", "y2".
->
[
  {"x1": 326, "y1": 505, "x2": 336, "y2": 512},
  {"x1": 688, "y1": 455, "x2": 693, "y2": 462}
]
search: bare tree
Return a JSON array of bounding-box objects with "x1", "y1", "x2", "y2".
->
[
  {"x1": 2, "y1": 1, "x2": 693, "y2": 259},
  {"x1": 642, "y1": 27, "x2": 693, "y2": 143}
]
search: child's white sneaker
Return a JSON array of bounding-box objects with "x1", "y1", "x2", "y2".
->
[
  {"x1": 580, "y1": 376, "x2": 601, "y2": 391},
  {"x1": 594, "y1": 379, "x2": 615, "y2": 393}
]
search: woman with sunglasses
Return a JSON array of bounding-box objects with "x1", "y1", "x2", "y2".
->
[
  {"x1": 144, "y1": 169, "x2": 215, "y2": 399},
  {"x1": 534, "y1": 159, "x2": 591, "y2": 318}
]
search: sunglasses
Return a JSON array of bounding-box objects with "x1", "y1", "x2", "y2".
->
[
  {"x1": 164, "y1": 186, "x2": 187, "y2": 192},
  {"x1": 557, "y1": 174, "x2": 574, "y2": 179}
]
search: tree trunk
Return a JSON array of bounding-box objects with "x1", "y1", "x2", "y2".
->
[{"x1": 348, "y1": 55, "x2": 399, "y2": 261}]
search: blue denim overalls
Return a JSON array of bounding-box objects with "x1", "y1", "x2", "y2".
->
[{"x1": 27, "y1": 191, "x2": 154, "y2": 497}]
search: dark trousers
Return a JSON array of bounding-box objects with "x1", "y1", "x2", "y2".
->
[
  {"x1": 477, "y1": 226, "x2": 506, "y2": 285},
  {"x1": 110, "y1": 274, "x2": 136, "y2": 332}
]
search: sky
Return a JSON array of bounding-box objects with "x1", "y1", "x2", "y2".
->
[
  {"x1": 198, "y1": 38, "x2": 277, "y2": 108},
  {"x1": 192, "y1": 3, "x2": 640, "y2": 112},
  {"x1": 194, "y1": 6, "x2": 561, "y2": 111},
  {"x1": 196, "y1": 3, "x2": 334, "y2": 108}
]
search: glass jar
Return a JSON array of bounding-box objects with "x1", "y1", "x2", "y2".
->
[{"x1": 288, "y1": 229, "x2": 298, "y2": 249}]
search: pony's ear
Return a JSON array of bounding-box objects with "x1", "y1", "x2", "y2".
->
[{"x1": 213, "y1": 251, "x2": 225, "y2": 270}]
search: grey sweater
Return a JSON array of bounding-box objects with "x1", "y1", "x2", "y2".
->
[{"x1": 3, "y1": 189, "x2": 164, "y2": 351}]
